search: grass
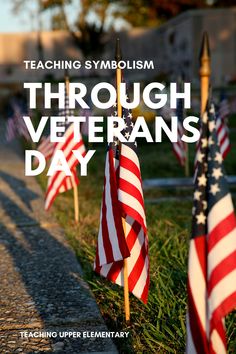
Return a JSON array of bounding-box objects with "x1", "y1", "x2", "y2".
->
[{"x1": 36, "y1": 117, "x2": 236, "y2": 353}]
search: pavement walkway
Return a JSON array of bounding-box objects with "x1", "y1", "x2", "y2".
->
[{"x1": 0, "y1": 124, "x2": 118, "y2": 354}]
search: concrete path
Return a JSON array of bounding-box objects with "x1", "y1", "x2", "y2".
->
[{"x1": 0, "y1": 124, "x2": 117, "y2": 353}]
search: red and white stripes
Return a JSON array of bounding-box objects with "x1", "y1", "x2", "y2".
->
[
  {"x1": 187, "y1": 235, "x2": 208, "y2": 353},
  {"x1": 45, "y1": 124, "x2": 86, "y2": 210},
  {"x1": 215, "y1": 117, "x2": 230, "y2": 159},
  {"x1": 119, "y1": 144, "x2": 147, "y2": 232},
  {"x1": 119, "y1": 143, "x2": 149, "y2": 302},
  {"x1": 96, "y1": 217, "x2": 149, "y2": 302},
  {"x1": 187, "y1": 193, "x2": 236, "y2": 353},
  {"x1": 37, "y1": 136, "x2": 55, "y2": 161},
  {"x1": 173, "y1": 122, "x2": 186, "y2": 166},
  {"x1": 95, "y1": 149, "x2": 130, "y2": 266},
  {"x1": 33, "y1": 136, "x2": 55, "y2": 165},
  {"x1": 94, "y1": 141, "x2": 149, "y2": 304}
]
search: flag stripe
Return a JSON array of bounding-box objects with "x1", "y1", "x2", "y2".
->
[
  {"x1": 210, "y1": 291, "x2": 236, "y2": 330},
  {"x1": 208, "y1": 250, "x2": 236, "y2": 295},
  {"x1": 188, "y1": 239, "x2": 207, "y2": 332},
  {"x1": 187, "y1": 281, "x2": 209, "y2": 353},
  {"x1": 210, "y1": 326, "x2": 227, "y2": 354},
  {"x1": 207, "y1": 194, "x2": 233, "y2": 233},
  {"x1": 208, "y1": 226, "x2": 236, "y2": 274},
  {"x1": 208, "y1": 269, "x2": 236, "y2": 319},
  {"x1": 119, "y1": 178, "x2": 144, "y2": 211}
]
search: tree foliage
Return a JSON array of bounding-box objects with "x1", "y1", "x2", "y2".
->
[{"x1": 12, "y1": 0, "x2": 236, "y2": 55}]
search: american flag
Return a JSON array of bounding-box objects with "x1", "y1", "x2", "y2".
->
[
  {"x1": 218, "y1": 94, "x2": 230, "y2": 119},
  {"x1": 215, "y1": 95, "x2": 230, "y2": 159},
  {"x1": 94, "y1": 99, "x2": 149, "y2": 303},
  {"x1": 187, "y1": 103, "x2": 236, "y2": 353},
  {"x1": 45, "y1": 84, "x2": 86, "y2": 210},
  {"x1": 172, "y1": 98, "x2": 186, "y2": 166},
  {"x1": 5, "y1": 117, "x2": 16, "y2": 142},
  {"x1": 195, "y1": 95, "x2": 230, "y2": 169},
  {"x1": 5, "y1": 101, "x2": 30, "y2": 142},
  {"x1": 33, "y1": 135, "x2": 55, "y2": 166}
]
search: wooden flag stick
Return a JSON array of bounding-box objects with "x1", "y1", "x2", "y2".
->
[
  {"x1": 65, "y1": 75, "x2": 79, "y2": 223},
  {"x1": 116, "y1": 38, "x2": 130, "y2": 322},
  {"x1": 199, "y1": 32, "x2": 211, "y2": 116},
  {"x1": 184, "y1": 142, "x2": 189, "y2": 177},
  {"x1": 73, "y1": 183, "x2": 79, "y2": 223},
  {"x1": 178, "y1": 78, "x2": 189, "y2": 177}
]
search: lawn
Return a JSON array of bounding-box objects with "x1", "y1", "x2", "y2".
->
[{"x1": 37, "y1": 118, "x2": 236, "y2": 353}]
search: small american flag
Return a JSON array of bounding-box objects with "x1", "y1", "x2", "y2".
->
[
  {"x1": 187, "y1": 103, "x2": 236, "y2": 353},
  {"x1": 172, "y1": 98, "x2": 186, "y2": 166},
  {"x1": 215, "y1": 95, "x2": 230, "y2": 159},
  {"x1": 5, "y1": 117, "x2": 16, "y2": 142},
  {"x1": 33, "y1": 135, "x2": 55, "y2": 165},
  {"x1": 218, "y1": 94, "x2": 230, "y2": 119},
  {"x1": 94, "y1": 95, "x2": 149, "y2": 303},
  {"x1": 45, "y1": 85, "x2": 86, "y2": 210},
  {"x1": 194, "y1": 97, "x2": 230, "y2": 171},
  {"x1": 5, "y1": 101, "x2": 30, "y2": 142}
]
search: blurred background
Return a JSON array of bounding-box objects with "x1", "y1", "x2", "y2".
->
[{"x1": 0, "y1": 0, "x2": 235, "y2": 96}]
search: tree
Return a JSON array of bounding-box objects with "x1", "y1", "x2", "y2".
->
[
  {"x1": 12, "y1": 0, "x2": 236, "y2": 55},
  {"x1": 12, "y1": 0, "x2": 132, "y2": 55}
]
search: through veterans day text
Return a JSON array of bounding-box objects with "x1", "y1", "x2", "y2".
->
[{"x1": 23, "y1": 81, "x2": 200, "y2": 177}]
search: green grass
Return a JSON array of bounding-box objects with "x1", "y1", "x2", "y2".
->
[{"x1": 36, "y1": 118, "x2": 236, "y2": 353}]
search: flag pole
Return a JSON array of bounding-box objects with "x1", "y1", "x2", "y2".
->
[
  {"x1": 184, "y1": 134, "x2": 189, "y2": 177},
  {"x1": 179, "y1": 77, "x2": 189, "y2": 177},
  {"x1": 115, "y1": 38, "x2": 130, "y2": 322},
  {"x1": 199, "y1": 32, "x2": 211, "y2": 116},
  {"x1": 73, "y1": 182, "x2": 79, "y2": 224},
  {"x1": 65, "y1": 74, "x2": 79, "y2": 224}
]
